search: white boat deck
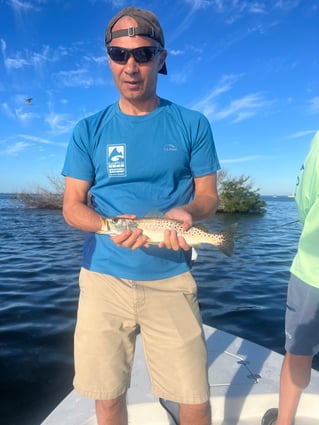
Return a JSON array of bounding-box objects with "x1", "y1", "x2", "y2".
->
[{"x1": 41, "y1": 325, "x2": 319, "y2": 425}]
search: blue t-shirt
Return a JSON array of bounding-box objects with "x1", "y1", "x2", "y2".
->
[{"x1": 62, "y1": 98, "x2": 220, "y2": 280}]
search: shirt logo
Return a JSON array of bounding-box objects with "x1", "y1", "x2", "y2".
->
[
  {"x1": 164, "y1": 144, "x2": 177, "y2": 151},
  {"x1": 107, "y1": 144, "x2": 126, "y2": 177}
]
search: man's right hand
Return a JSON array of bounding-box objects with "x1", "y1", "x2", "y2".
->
[
  {"x1": 111, "y1": 228, "x2": 150, "y2": 250},
  {"x1": 110, "y1": 214, "x2": 150, "y2": 250}
]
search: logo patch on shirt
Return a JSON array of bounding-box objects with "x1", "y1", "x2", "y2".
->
[
  {"x1": 164, "y1": 144, "x2": 177, "y2": 151},
  {"x1": 107, "y1": 144, "x2": 126, "y2": 177}
]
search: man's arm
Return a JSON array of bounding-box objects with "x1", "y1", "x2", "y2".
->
[
  {"x1": 166, "y1": 173, "x2": 219, "y2": 224},
  {"x1": 63, "y1": 176, "x2": 149, "y2": 248},
  {"x1": 62, "y1": 176, "x2": 101, "y2": 232},
  {"x1": 159, "y1": 172, "x2": 219, "y2": 250},
  {"x1": 63, "y1": 173, "x2": 219, "y2": 251}
]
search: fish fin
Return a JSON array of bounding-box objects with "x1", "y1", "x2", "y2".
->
[
  {"x1": 193, "y1": 223, "x2": 209, "y2": 232},
  {"x1": 218, "y1": 223, "x2": 238, "y2": 257}
]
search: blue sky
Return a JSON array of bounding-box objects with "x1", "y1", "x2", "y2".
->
[{"x1": 0, "y1": 0, "x2": 318, "y2": 195}]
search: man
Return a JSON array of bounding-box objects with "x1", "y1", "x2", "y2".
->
[
  {"x1": 62, "y1": 7, "x2": 220, "y2": 425},
  {"x1": 262, "y1": 131, "x2": 319, "y2": 425}
]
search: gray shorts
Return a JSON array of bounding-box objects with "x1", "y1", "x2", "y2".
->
[{"x1": 285, "y1": 274, "x2": 319, "y2": 356}]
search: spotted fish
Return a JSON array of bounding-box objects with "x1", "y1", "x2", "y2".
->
[{"x1": 98, "y1": 217, "x2": 237, "y2": 257}]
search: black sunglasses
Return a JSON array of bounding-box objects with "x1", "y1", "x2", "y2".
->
[{"x1": 107, "y1": 46, "x2": 163, "y2": 65}]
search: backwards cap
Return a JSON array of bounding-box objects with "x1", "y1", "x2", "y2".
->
[{"x1": 105, "y1": 7, "x2": 167, "y2": 75}]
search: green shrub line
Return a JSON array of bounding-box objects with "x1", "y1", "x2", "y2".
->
[{"x1": 16, "y1": 172, "x2": 266, "y2": 214}]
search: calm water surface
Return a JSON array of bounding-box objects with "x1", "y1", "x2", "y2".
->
[{"x1": 0, "y1": 194, "x2": 314, "y2": 425}]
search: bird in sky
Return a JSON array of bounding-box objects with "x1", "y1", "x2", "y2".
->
[{"x1": 25, "y1": 98, "x2": 32, "y2": 105}]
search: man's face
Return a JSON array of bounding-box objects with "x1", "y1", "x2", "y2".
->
[{"x1": 107, "y1": 17, "x2": 167, "y2": 105}]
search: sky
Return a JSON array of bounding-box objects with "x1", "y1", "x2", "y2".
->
[{"x1": 0, "y1": 0, "x2": 318, "y2": 195}]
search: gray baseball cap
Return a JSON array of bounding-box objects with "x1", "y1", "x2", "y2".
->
[{"x1": 105, "y1": 7, "x2": 167, "y2": 75}]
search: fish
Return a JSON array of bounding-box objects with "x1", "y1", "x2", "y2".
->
[{"x1": 98, "y1": 217, "x2": 237, "y2": 257}]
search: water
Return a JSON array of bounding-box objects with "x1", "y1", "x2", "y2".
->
[{"x1": 0, "y1": 194, "x2": 315, "y2": 425}]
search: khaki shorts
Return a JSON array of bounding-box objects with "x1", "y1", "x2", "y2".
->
[{"x1": 74, "y1": 268, "x2": 210, "y2": 403}]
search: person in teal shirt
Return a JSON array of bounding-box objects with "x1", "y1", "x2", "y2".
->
[
  {"x1": 62, "y1": 7, "x2": 220, "y2": 425},
  {"x1": 262, "y1": 131, "x2": 319, "y2": 425}
]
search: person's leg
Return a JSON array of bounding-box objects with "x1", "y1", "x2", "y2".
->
[
  {"x1": 180, "y1": 400, "x2": 211, "y2": 425},
  {"x1": 74, "y1": 270, "x2": 137, "y2": 423},
  {"x1": 96, "y1": 393, "x2": 128, "y2": 425},
  {"x1": 276, "y1": 353, "x2": 312, "y2": 425},
  {"x1": 262, "y1": 275, "x2": 319, "y2": 425},
  {"x1": 139, "y1": 273, "x2": 211, "y2": 423}
]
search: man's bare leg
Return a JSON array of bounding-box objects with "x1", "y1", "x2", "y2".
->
[
  {"x1": 96, "y1": 393, "x2": 127, "y2": 425},
  {"x1": 276, "y1": 353, "x2": 312, "y2": 425},
  {"x1": 180, "y1": 400, "x2": 211, "y2": 425}
]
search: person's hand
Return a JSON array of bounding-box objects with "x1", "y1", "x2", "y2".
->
[
  {"x1": 158, "y1": 207, "x2": 192, "y2": 251},
  {"x1": 110, "y1": 214, "x2": 150, "y2": 250}
]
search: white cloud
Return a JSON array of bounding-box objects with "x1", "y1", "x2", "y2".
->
[
  {"x1": 194, "y1": 77, "x2": 274, "y2": 123},
  {"x1": 15, "y1": 107, "x2": 40, "y2": 123},
  {"x1": 0, "y1": 140, "x2": 30, "y2": 155},
  {"x1": 1, "y1": 42, "x2": 88, "y2": 72},
  {"x1": 0, "y1": 133, "x2": 66, "y2": 156},
  {"x1": 5, "y1": 56, "x2": 30, "y2": 69},
  {"x1": 54, "y1": 68, "x2": 106, "y2": 88},
  {"x1": 6, "y1": 0, "x2": 44, "y2": 12},
  {"x1": 192, "y1": 74, "x2": 274, "y2": 123},
  {"x1": 94, "y1": 0, "x2": 126, "y2": 8},
  {"x1": 183, "y1": 0, "x2": 301, "y2": 15},
  {"x1": 84, "y1": 55, "x2": 107, "y2": 65},
  {"x1": 274, "y1": 0, "x2": 301, "y2": 11},
  {"x1": 1, "y1": 38, "x2": 6, "y2": 55},
  {"x1": 1, "y1": 42, "x2": 51, "y2": 70},
  {"x1": 170, "y1": 70, "x2": 191, "y2": 85},
  {"x1": 1, "y1": 100, "x2": 39, "y2": 123},
  {"x1": 184, "y1": 0, "x2": 212, "y2": 10},
  {"x1": 108, "y1": 0, "x2": 127, "y2": 8},
  {"x1": 193, "y1": 74, "x2": 242, "y2": 110},
  {"x1": 45, "y1": 112, "x2": 76, "y2": 135},
  {"x1": 184, "y1": 0, "x2": 267, "y2": 14},
  {"x1": 21, "y1": 134, "x2": 66, "y2": 146},
  {"x1": 1, "y1": 102, "x2": 16, "y2": 119},
  {"x1": 169, "y1": 49, "x2": 185, "y2": 56},
  {"x1": 286, "y1": 130, "x2": 318, "y2": 139},
  {"x1": 214, "y1": 93, "x2": 274, "y2": 123}
]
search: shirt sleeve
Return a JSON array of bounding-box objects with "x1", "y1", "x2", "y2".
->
[
  {"x1": 190, "y1": 114, "x2": 220, "y2": 177},
  {"x1": 61, "y1": 119, "x2": 95, "y2": 182}
]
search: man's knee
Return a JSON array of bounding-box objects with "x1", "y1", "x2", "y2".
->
[
  {"x1": 180, "y1": 399, "x2": 211, "y2": 424},
  {"x1": 96, "y1": 394, "x2": 125, "y2": 408},
  {"x1": 95, "y1": 393, "x2": 127, "y2": 425}
]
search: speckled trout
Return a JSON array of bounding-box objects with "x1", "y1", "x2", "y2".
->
[{"x1": 98, "y1": 217, "x2": 237, "y2": 257}]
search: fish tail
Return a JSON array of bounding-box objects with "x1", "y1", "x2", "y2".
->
[{"x1": 218, "y1": 223, "x2": 238, "y2": 257}]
